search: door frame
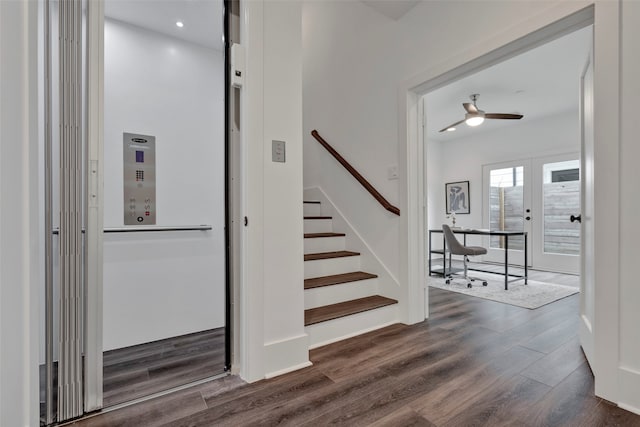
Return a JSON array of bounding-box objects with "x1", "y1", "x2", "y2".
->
[
  {"x1": 83, "y1": 0, "x2": 234, "y2": 414},
  {"x1": 85, "y1": 0, "x2": 105, "y2": 413},
  {"x1": 400, "y1": 3, "x2": 620, "y2": 403}
]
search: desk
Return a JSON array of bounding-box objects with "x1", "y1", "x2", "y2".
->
[{"x1": 428, "y1": 228, "x2": 528, "y2": 290}]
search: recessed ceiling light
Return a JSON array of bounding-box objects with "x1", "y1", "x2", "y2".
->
[
  {"x1": 176, "y1": 21, "x2": 184, "y2": 28},
  {"x1": 446, "y1": 127, "x2": 456, "y2": 132}
]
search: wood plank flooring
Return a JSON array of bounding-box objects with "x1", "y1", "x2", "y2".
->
[
  {"x1": 102, "y1": 328, "x2": 226, "y2": 407},
  {"x1": 71, "y1": 289, "x2": 640, "y2": 426}
]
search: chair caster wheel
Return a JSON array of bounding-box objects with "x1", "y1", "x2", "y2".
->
[
  {"x1": 445, "y1": 280, "x2": 450, "y2": 285},
  {"x1": 482, "y1": 281, "x2": 488, "y2": 286},
  {"x1": 467, "y1": 283, "x2": 472, "y2": 288}
]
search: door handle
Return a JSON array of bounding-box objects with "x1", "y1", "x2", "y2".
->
[{"x1": 570, "y1": 214, "x2": 581, "y2": 223}]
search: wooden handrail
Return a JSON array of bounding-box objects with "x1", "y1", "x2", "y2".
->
[{"x1": 311, "y1": 130, "x2": 400, "y2": 216}]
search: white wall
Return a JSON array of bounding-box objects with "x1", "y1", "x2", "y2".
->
[
  {"x1": 102, "y1": 19, "x2": 225, "y2": 350},
  {"x1": 303, "y1": 1, "x2": 402, "y2": 279},
  {"x1": 302, "y1": 1, "x2": 583, "y2": 283},
  {"x1": 427, "y1": 111, "x2": 580, "y2": 231},
  {"x1": 0, "y1": 0, "x2": 40, "y2": 425},
  {"x1": 302, "y1": 0, "x2": 637, "y2": 412}
]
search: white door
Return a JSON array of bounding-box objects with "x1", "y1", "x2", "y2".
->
[
  {"x1": 579, "y1": 53, "x2": 595, "y2": 368},
  {"x1": 482, "y1": 160, "x2": 532, "y2": 266},
  {"x1": 531, "y1": 153, "x2": 581, "y2": 274}
]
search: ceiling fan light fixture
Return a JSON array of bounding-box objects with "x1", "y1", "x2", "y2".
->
[
  {"x1": 439, "y1": 94, "x2": 523, "y2": 133},
  {"x1": 465, "y1": 113, "x2": 485, "y2": 127}
]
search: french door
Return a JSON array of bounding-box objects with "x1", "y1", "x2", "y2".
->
[
  {"x1": 483, "y1": 155, "x2": 581, "y2": 273},
  {"x1": 531, "y1": 154, "x2": 581, "y2": 273},
  {"x1": 482, "y1": 160, "x2": 531, "y2": 266}
]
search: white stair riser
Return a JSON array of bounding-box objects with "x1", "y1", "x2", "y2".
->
[
  {"x1": 306, "y1": 304, "x2": 398, "y2": 349},
  {"x1": 305, "y1": 278, "x2": 378, "y2": 309},
  {"x1": 303, "y1": 203, "x2": 322, "y2": 216},
  {"x1": 304, "y1": 219, "x2": 332, "y2": 234},
  {"x1": 304, "y1": 256, "x2": 360, "y2": 279},
  {"x1": 304, "y1": 236, "x2": 345, "y2": 254}
]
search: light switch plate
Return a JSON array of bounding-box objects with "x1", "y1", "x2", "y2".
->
[
  {"x1": 272, "y1": 140, "x2": 286, "y2": 163},
  {"x1": 388, "y1": 165, "x2": 398, "y2": 180}
]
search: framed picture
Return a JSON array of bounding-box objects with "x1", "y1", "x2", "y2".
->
[{"x1": 445, "y1": 181, "x2": 470, "y2": 214}]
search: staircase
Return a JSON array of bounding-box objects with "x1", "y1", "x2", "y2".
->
[{"x1": 303, "y1": 200, "x2": 398, "y2": 348}]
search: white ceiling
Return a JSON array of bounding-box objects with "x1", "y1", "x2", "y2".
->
[
  {"x1": 426, "y1": 26, "x2": 592, "y2": 142},
  {"x1": 361, "y1": 0, "x2": 421, "y2": 20},
  {"x1": 105, "y1": 0, "x2": 224, "y2": 51},
  {"x1": 104, "y1": 2, "x2": 590, "y2": 144}
]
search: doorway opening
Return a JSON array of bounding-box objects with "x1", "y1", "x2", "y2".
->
[
  {"x1": 423, "y1": 25, "x2": 591, "y2": 308},
  {"x1": 39, "y1": 0, "x2": 232, "y2": 423},
  {"x1": 99, "y1": 0, "x2": 228, "y2": 408}
]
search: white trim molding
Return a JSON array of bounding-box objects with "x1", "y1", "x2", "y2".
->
[
  {"x1": 0, "y1": 0, "x2": 40, "y2": 425},
  {"x1": 619, "y1": 366, "x2": 640, "y2": 415},
  {"x1": 400, "y1": 0, "x2": 622, "y2": 406},
  {"x1": 264, "y1": 334, "x2": 312, "y2": 379}
]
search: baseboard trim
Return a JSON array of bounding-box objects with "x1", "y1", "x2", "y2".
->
[
  {"x1": 618, "y1": 366, "x2": 640, "y2": 415},
  {"x1": 617, "y1": 402, "x2": 640, "y2": 416},
  {"x1": 264, "y1": 361, "x2": 313, "y2": 379},
  {"x1": 264, "y1": 333, "x2": 310, "y2": 379},
  {"x1": 308, "y1": 320, "x2": 397, "y2": 350}
]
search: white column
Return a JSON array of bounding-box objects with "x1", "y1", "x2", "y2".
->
[
  {"x1": 240, "y1": 0, "x2": 308, "y2": 381},
  {"x1": 0, "y1": 0, "x2": 40, "y2": 425}
]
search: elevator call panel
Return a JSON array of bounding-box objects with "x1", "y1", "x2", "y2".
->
[{"x1": 123, "y1": 132, "x2": 156, "y2": 225}]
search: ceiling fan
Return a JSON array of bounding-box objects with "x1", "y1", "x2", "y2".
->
[{"x1": 439, "y1": 94, "x2": 523, "y2": 132}]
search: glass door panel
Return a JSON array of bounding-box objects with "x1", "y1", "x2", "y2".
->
[
  {"x1": 532, "y1": 155, "x2": 580, "y2": 273},
  {"x1": 483, "y1": 160, "x2": 531, "y2": 265},
  {"x1": 488, "y1": 166, "x2": 525, "y2": 250}
]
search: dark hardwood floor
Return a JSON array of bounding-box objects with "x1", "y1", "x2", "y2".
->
[
  {"x1": 102, "y1": 328, "x2": 226, "y2": 407},
  {"x1": 70, "y1": 289, "x2": 640, "y2": 426}
]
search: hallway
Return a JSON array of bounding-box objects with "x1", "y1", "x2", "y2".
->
[{"x1": 70, "y1": 289, "x2": 640, "y2": 426}]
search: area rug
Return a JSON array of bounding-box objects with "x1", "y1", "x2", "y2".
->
[{"x1": 428, "y1": 271, "x2": 579, "y2": 309}]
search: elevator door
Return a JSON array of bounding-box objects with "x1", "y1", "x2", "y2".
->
[
  {"x1": 41, "y1": 0, "x2": 88, "y2": 423},
  {"x1": 100, "y1": 0, "x2": 228, "y2": 407}
]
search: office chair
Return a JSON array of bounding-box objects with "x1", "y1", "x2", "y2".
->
[{"x1": 442, "y1": 224, "x2": 488, "y2": 288}]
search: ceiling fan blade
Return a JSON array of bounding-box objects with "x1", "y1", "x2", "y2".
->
[
  {"x1": 463, "y1": 103, "x2": 478, "y2": 114},
  {"x1": 485, "y1": 113, "x2": 523, "y2": 120},
  {"x1": 438, "y1": 118, "x2": 466, "y2": 133}
]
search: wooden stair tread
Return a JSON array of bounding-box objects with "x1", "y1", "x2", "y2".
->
[
  {"x1": 304, "y1": 216, "x2": 332, "y2": 220},
  {"x1": 304, "y1": 296, "x2": 397, "y2": 326},
  {"x1": 304, "y1": 232, "x2": 346, "y2": 239},
  {"x1": 305, "y1": 271, "x2": 378, "y2": 290},
  {"x1": 303, "y1": 200, "x2": 321, "y2": 204},
  {"x1": 304, "y1": 251, "x2": 359, "y2": 261}
]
